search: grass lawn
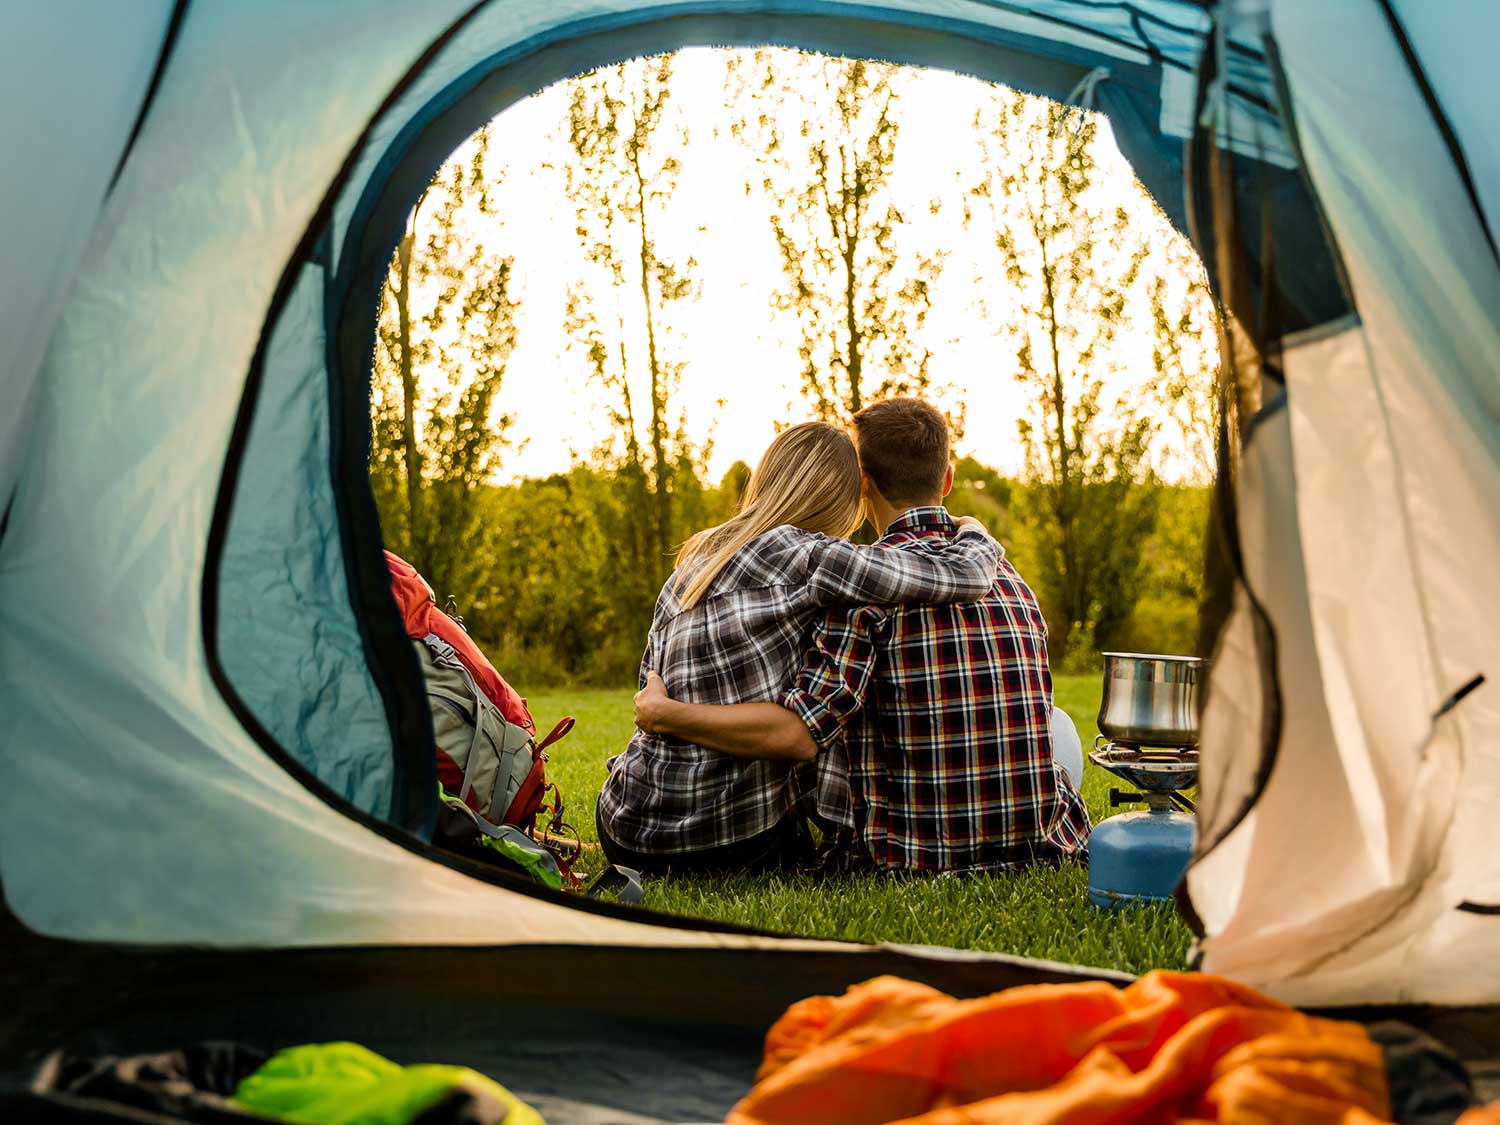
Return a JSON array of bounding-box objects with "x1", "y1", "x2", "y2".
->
[{"x1": 526, "y1": 675, "x2": 1193, "y2": 975}]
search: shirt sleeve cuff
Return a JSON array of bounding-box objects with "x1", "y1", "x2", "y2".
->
[{"x1": 780, "y1": 685, "x2": 845, "y2": 750}]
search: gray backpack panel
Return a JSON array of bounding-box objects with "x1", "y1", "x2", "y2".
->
[{"x1": 412, "y1": 635, "x2": 535, "y2": 823}]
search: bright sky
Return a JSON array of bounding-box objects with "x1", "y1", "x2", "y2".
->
[{"x1": 407, "y1": 47, "x2": 1212, "y2": 485}]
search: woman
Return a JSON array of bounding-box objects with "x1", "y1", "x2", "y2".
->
[{"x1": 596, "y1": 421, "x2": 1000, "y2": 875}]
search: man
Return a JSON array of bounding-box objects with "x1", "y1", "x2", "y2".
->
[{"x1": 635, "y1": 398, "x2": 1090, "y2": 874}]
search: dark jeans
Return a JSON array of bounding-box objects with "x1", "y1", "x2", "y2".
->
[{"x1": 596, "y1": 806, "x2": 814, "y2": 876}]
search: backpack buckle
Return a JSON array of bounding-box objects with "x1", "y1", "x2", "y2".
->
[{"x1": 443, "y1": 595, "x2": 466, "y2": 630}]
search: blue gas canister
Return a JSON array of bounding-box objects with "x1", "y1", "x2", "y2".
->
[
  {"x1": 1086, "y1": 740, "x2": 1199, "y2": 911},
  {"x1": 1087, "y1": 801, "x2": 1195, "y2": 910}
]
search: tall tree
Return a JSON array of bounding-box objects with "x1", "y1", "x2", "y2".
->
[
  {"x1": 370, "y1": 126, "x2": 520, "y2": 601},
  {"x1": 968, "y1": 91, "x2": 1158, "y2": 664},
  {"x1": 733, "y1": 50, "x2": 945, "y2": 423},
  {"x1": 1136, "y1": 224, "x2": 1221, "y2": 650},
  {"x1": 560, "y1": 56, "x2": 706, "y2": 626},
  {"x1": 1147, "y1": 236, "x2": 1220, "y2": 483}
]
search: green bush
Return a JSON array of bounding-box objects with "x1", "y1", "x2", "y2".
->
[
  {"x1": 1109, "y1": 593, "x2": 1199, "y2": 658},
  {"x1": 579, "y1": 634, "x2": 647, "y2": 687},
  {"x1": 485, "y1": 638, "x2": 579, "y2": 690},
  {"x1": 383, "y1": 457, "x2": 1213, "y2": 688}
]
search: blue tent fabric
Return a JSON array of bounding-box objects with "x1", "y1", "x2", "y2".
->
[
  {"x1": 218, "y1": 261, "x2": 401, "y2": 822},
  {"x1": 0, "y1": 1, "x2": 178, "y2": 538}
]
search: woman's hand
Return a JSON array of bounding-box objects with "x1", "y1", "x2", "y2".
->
[
  {"x1": 634, "y1": 671, "x2": 672, "y2": 735},
  {"x1": 954, "y1": 514, "x2": 992, "y2": 537}
]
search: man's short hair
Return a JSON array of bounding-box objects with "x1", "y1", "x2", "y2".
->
[{"x1": 851, "y1": 398, "x2": 950, "y2": 504}]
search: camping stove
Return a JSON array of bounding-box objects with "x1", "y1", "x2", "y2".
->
[
  {"x1": 1086, "y1": 741, "x2": 1198, "y2": 911},
  {"x1": 1086, "y1": 653, "x2": 1201, "y2": 910}
]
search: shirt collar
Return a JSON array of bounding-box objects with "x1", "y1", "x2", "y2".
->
[{"x1": 880, "y1": 505, "x2": 955, "y2": 539}]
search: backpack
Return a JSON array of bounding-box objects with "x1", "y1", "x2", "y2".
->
[{"x1": 383, "y1": 551, "x2": 573, "y2": 833}]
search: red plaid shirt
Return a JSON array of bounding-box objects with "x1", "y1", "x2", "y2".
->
[{"x1": 780, "y1": 507, "x2": 1091, "y2": 873}]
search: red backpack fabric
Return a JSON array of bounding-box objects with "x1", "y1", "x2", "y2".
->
[
  {"x1": 384, "y1": 550, "x2": 572, "y2": 833},
  {"x1": 385, "y1": 551, "x2": 534, "y2": 735}
]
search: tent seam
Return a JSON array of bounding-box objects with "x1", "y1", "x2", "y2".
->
[{"x1": 107, "y1": 0, "x2": 193, "y2": 195}]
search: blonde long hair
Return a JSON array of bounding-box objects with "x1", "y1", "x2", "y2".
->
[{"x1": 674, "y1": 422, "x2": 863, "y2": 609}]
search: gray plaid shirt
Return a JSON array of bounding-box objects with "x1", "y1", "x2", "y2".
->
[{"x1": 597, "y1": 524, "x2": 1002, "y2": 854}]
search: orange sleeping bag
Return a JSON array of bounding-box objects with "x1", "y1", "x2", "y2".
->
[{"x1": 729, "y1": 970, "x2": 1491, "y2": 1125}]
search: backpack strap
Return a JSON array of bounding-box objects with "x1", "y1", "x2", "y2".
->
[
  {"x1": 536, "y1": 716, "x2": 574, "y2": 753},
  {"x1": 422, "y1": 632, "x2": 490, "y2": 806},
  {"x1": 503, "y1": 752, "x2": 549, "y2": 831},
  {"x1": 434, "y1": 750, "x2": 478, "y2": 812}
]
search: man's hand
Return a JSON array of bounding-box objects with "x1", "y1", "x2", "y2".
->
[{"x1": 634, "y1": 670, "x2": 673, "y2": 735}]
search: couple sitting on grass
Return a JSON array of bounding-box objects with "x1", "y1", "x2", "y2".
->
[{"x1": 597, "y1": 397, "x2": 1090, "y2": 877}]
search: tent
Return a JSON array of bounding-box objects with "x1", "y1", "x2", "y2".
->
[{"x1": 1, "y1": 0, "x2": 1496, "y2": 1118}]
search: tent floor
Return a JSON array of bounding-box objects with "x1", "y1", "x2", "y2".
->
[
  {"x1": 6, "y1": 1006, "x2": 759, "y2": 1124},
  {"x1": 0, "y1": 903, "x2": 1131, "y2": 1122},
  {"x1": 3, "y1": 907, "x2": 1497, "y2": 1119}
]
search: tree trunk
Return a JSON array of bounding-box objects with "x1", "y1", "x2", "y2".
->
[
  {"x1": 842, "y1": 216, "x2": 862, "y2": 415},
  {"x1": 1037, "y1": 225, "x2": 1082, "y2": 655},
  {"x1": 630, "y1": 147, "x2": 672, "y2": 579},
  {"x1": 842, "y1": 255, "x2": 863, "y2": 414},
  {"x1": 395, "y1": 210, "x2": 424, "y2": 560},
  {"x1": 840, "y1": 140, "x2": 866, "y2": 416},
  {"x1": 613, "y1": 308, "x2": 652, "y2": 564}
]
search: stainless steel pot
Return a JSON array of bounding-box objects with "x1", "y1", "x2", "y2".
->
[{"x1": 1097, "y1": 652, "x2": 1203, "y2": 748}]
